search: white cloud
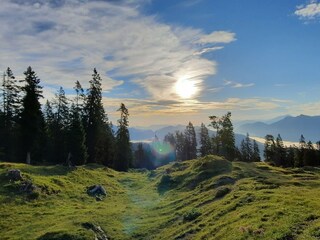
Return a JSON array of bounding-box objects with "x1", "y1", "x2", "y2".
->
[
  {"x1": 223, "y1": 80, "x2": 254, "y2": 88},
  {"x1": 0, "y1": 0, "x2": 235, "y2": 102},
  {"x1": 197, "y1": 31, "x2": 236, "y2": 44},
  {"x1": 295, "y1": 1, "x2": 320, "y2": 19},
  {"x1": 232, "y1": 83, "x2": 255, "y2": 88}
]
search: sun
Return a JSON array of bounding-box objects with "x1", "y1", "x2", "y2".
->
[{"x1": 175, "y1": 76, "x2": 198, "y2": 99}]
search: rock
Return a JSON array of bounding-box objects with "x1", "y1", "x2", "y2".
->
[
  {"x1": 87, "y1": 185, "x2": 107, "y2": 197},
  {"x1": 7, "y1": 169, "x2": 23, "y2": 181},
  {"x1": 82, "y1": 222, "x2": 108, "y2": 240},
  {"x1": 20, "y1": 180, "x2": 37, "y2": 193},
  {"x1": 95, "y1": 196, "x2": 103, "y2": 201}
]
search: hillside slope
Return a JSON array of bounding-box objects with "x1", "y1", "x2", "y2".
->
[{"x1": 1, "y1": 157, "x2": 320, "y2": 240}]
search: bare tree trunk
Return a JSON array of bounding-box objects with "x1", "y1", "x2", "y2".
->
[
  {"x1": 66, "y1": 152, "x2": 72, "y2": 168},
  {"x1": 26, "y1": 152, "x2": 31, "y2": 165}
]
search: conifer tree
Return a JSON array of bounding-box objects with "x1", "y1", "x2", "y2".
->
[
  {"x1": 240, "y1": 133, "x2": 253, "y2": 162},
  {"x1": 209, "y1": 112, "x2": 235, "y2": 160},
  {"x1": 84, "y1": 68, "x2": 110, "y2": 164},
  {"x1": 49, "y1": 87, "x2": 70, "y2": 164},
  {"x1": 175, "y1": 131, "x2": 186, "y2": 161},
  {"x1": 252, "y1": 140, "x2": 261, "y2": 162},
  {"x1": 275, "y1": 134, "x2": 286, "y2": 166},
  {"x1": 184, "y1": 122, "x2": 197, "y2": 160},
  {"x1": 115, "y1": 103, "x2": 132, "y2": 171},
  {"x1": 199, "y1": 123, "x2": 211, "y2": 157},
  {"x1": 0, "y1": 68, "x2": 21, "y2": 162},
  {"x1": 67, "y1": 103, "x2": 88, "y2": 165},
  {"x1": 164, "y1": 132, "x2": 177, "y2": 161},
  {"x1": 20, "y1": 66, "x2": 45, "y2": 164},
  {"x1": 264, "y1": 134, "x2": 275, "y2": 163}
]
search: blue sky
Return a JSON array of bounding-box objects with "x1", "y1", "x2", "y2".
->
[{"x1": 1, "y1": 0, "x2": 320, "y2": 127}]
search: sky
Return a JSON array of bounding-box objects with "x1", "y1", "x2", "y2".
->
[{"x1": 1, "y1": 0, "x2": 320, "y2": 127}]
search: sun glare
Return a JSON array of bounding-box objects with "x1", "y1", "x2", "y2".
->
[{"x1": 175, "y1": 76, "x2": 198, "y2": 99}]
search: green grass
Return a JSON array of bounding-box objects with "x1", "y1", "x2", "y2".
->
[{"x1": 1, "y1": 155, "x2": 320, "y2": 239}]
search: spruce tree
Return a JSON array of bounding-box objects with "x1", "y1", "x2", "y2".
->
[
  {"x1": 20, "y1": 66, "x2": 45, "y2": 164},
  {"x1": 252, "y1": 140, "x2": 261, "y2": 162},
  {"x1": 49, "y1": 87, "x2": 70, "y2": 164},
  {"x1": 199, "y1": 123, "x2": 211, "y2": 157},
  {"x1": 115, "y1": 103, "x2": 132, "y2": 171},
  {"x1": 164, "y1": 132, "x2": 177, "y2": 161},
  {"x1": 209, "y1": 112, "x2": 235, "y2": 160},
  {"x1": 240, "y1": 133, "x2": 253, "y2": 162},
  {"x1": 184, "y1": 122, "x2": 197, "y2": 160},
  {"x1": 67, "y1": 104, "x2": 88, "y2": 165},
  {"x1": 84, "y1": 68, "x2": 110, "y2": 164},
  {"x1": 0, "y1": 68, "x2": 21, "y2": 162},
  {"x1": 175, "y1": 131, "x2": 186, "y2": 161},
  {"x1": 275, "y1": 134, "x2": 286, "y2": 166},
  {"x1": 264, "y1": 134, "x2": 275, "y2": 163}
]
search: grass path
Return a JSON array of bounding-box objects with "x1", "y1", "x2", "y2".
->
[{"x1": 117, "y1": 171, "x2": 161, "y2": 238}]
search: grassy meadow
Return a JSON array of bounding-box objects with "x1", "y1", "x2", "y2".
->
[{"x1": 1, "y1": 156, "x2": 320, "y2": 239}]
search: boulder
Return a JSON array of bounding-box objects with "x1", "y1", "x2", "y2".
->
[
  {"x1": 7, "y1": 169, "x2": 23, "y2": 181},
  {"x1": 20, "y1": 180, "x2": 37, "y2": 193},
  {"x1": 87, "y1": 185, "x2": 107, "y2": 197}
]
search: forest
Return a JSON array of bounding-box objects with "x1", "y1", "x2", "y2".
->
[{"x1": 1, "y1": 66, "x2": 320, "y2": 171}]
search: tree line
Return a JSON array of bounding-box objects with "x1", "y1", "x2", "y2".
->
[
  {"x1": 264, "y1": 134, "x2": 320, "y2": 167},
  {"x1": 133, "y1": 112, "x2": 261, "y2": 169},
  {"x1": 0, "y1": 67, "x2": 132, "y2": 171}
]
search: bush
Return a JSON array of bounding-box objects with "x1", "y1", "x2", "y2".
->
[
  {"x1": 157, "y1": 174, "x2": 175, "y2": 193},
  {"x1": 215, "y1": 187, "x2": 231, "y2": 199},
  {"x1": 183, "y1": 208, "x2": 201, "y2": 222}
]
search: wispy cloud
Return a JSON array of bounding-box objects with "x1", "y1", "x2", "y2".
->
[
  {"x1": 0, "y1": 0, "x2": 235, "y2": 103},
  {"x1": 294, "y1": 0, "x2": 320, "y2": 20},
  {"x1": 223, "y1": 80, "x2": 255, "y2": 88},
  {"x1": 197, "y1": 31, "x2": 236, "y2": 44}
]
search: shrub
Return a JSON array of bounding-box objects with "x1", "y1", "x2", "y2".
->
[
  {"x1": 215, "y1": 187, "x2": 231, "y2": 199},
  {"x1": 183, "y1": 208, "x2": 201, "y2": 222}
]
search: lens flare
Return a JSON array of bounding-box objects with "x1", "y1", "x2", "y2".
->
[{"x1": 150, "y1": 141, "x2": 174, "y2": 155}]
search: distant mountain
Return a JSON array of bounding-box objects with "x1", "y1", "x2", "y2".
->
[
  {"x1": 129, "y1": 128, "x2": 155, "y2": 141},
  {"x1": 237, "y1": 115, "x2": 320, "y2": 142}
]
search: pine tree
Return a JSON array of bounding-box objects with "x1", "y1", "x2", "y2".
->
[
  {"x1": 84, "y1": 68, "x2": 110, "y2": 164},
  {"x1": 0, "y1": 68, "x2": 21, "y2": 162},
  {"x1": 184, "y1": 122, "x2": 197, "y2": 160},
  {"x1": 220, "y1": 112, "x2": 235, "y2": 160},
  {"x1": 19, "y1": 66, "x2": 45, "y2": 164},
  {"x1": 240, "y1": 133, "x2": 253, "y2": 162},
  {"x1": 252, "y1": 140, "x2": 261, "y2": 162},
  {"x1": 264, "y1": 134, "x2": 275, "y2": 163},
  {"x1": 209, "y1": 112, "x2": 235, "y2": 160},
  {"x1": 49, "y1": 87, "x2": 70, "y2": 164},
  {"x1": 164, "y1": 132, "x2": 177, "y2": 161},
  {"x1": 209, "y1": 115, "x2": 221, "y2": 154},
  {"x1": 175, "y1": 131, "x2": 186, "y2": 161},
  {"x1": 44, "y1": 100, "x2": 54, "y2": 163},
  {"x1": 304, "y1": 140, "x2": 316, "y2": 166},
  {"x1": 67, "y1": 104, "x2": 88, "y2": 165},
  {"x1": 74, "y1": 80, "x2": 86, "y2": 119},
  {"x1": 199, "y1": 123, "x2": 211, "y2": 157},
  {"x1": 115, "y1": 103, "x2": 132, "y2": 171},
  {"x1": 275, "y1": 134, "x2": 286, "y2": 166},
  {"x1": 296, "y1": 134, "x2": 306, "y2": 167}
]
